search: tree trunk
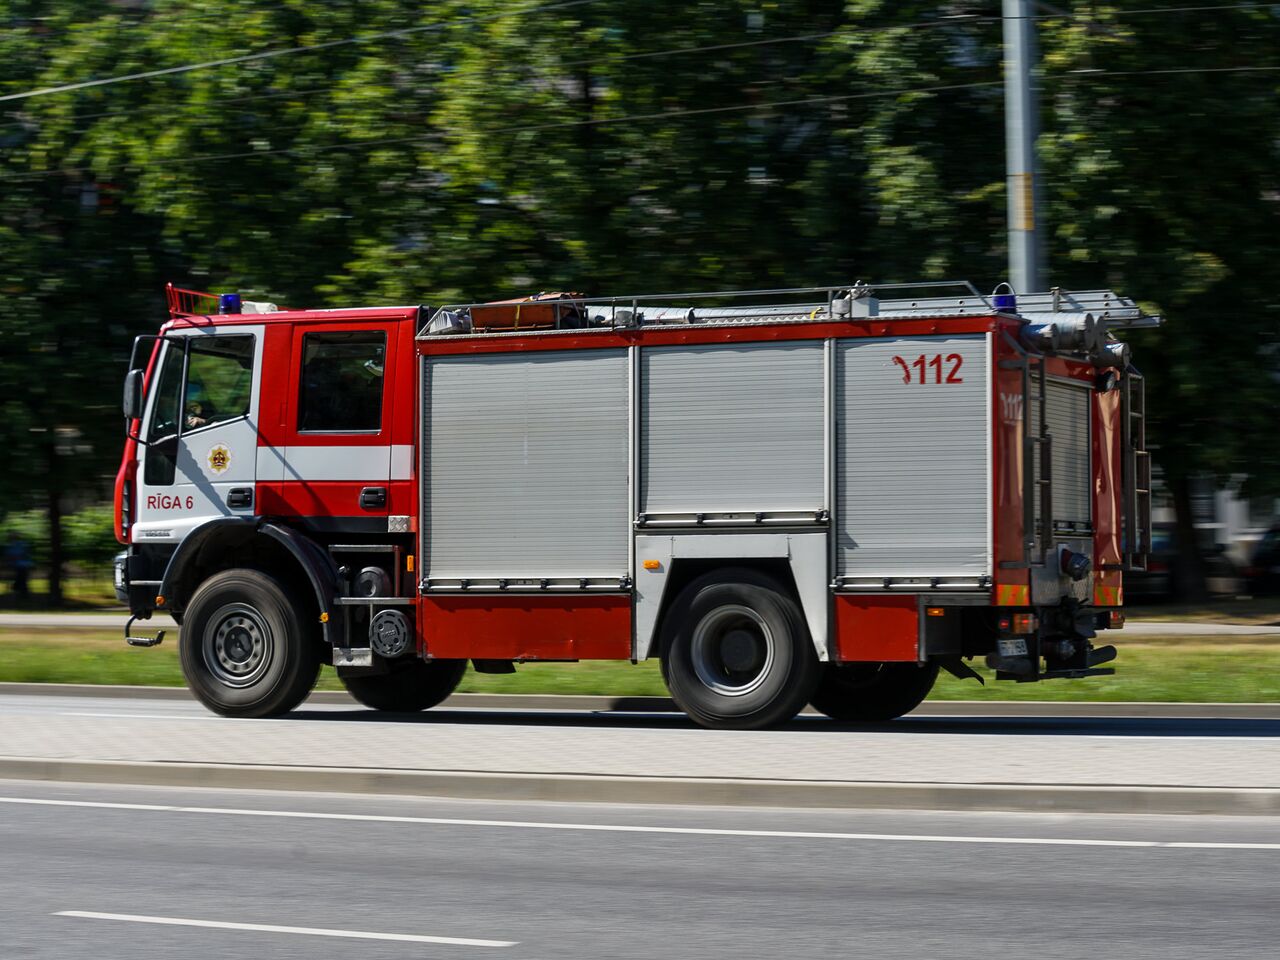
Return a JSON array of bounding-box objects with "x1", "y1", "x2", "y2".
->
[
  {"x1": 45, "y1": 440, "x2": 64, "y2": 607},
  {"x1": 1168, "y1": 472, "x2": 1209, "y2": 603}
]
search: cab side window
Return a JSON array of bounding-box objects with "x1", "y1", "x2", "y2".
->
[
  {"x1": 184, "y1": 336, "x2": 254, "y2": 431},
  {"x1": 298, "y1": 332, "x2": 386, "y2": 432}
]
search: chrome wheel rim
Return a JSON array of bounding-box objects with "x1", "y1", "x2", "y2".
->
[
  {"x1": 690, "y1": 604, "x2": 775, "y2": 697},
  {"x1": 203, "y1": 602, "x2": 272, "y2": 688}
]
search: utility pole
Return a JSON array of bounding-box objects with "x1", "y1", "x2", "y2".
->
[{"x1": 1003, "y1": 0, "x2": 1044, "y2": 293}]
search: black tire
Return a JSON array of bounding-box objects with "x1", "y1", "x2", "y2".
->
[
  {"x1": 809, "y1": 661, "x2": 939, "y2": 722},
  {"x1": 179, "y1": 568, "x2": 321, "y2": 718},
  {"x1": 341, "y1": 658, "x2": 467, "y2": 713},
  {"x1": 661, "y1": 568, "x2": 819, "y2": 730}
]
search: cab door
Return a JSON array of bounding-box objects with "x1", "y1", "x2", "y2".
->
[
  {"x1": 255, "y1": 320, "x2": 395, "y2": 533},
  {"x1": 133, "y1": 327, "x2": 263, "y2": 545}
]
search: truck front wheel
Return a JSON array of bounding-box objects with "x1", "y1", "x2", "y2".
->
[
  {"x1": 179, "y1": 569, "x2": 320, "y2": 718},
  {"x1": 809, "y1": 661, "x2": 939, "y2": 722},
  {"x1": 341, "y1": 658, "x2": 467, "y2": 712},
  {"x1": 661, "y1": 569, "x2": 819, "y2": 730}
]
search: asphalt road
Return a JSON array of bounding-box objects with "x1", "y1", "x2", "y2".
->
[{"x1": 2, "y1": 779, "x2": 1279, "y2": 960}]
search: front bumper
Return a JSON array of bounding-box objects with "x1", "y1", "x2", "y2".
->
[{"x1": 113, "y1": 547, "x2": 170, "y2": 615}]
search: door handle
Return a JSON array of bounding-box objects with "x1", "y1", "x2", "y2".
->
[
  {"x1": 360, "y1": 486, "x2": 387, "y2": 510},
  {"x1": 227, "y1": 487, "x2": 253, "y2": 509}
]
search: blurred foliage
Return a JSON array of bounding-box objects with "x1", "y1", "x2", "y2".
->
[
  {"x1": 0, "y1": 504, "x2": 116, "y2": 570},
  {"x1": 61, "y1": 504, "x2": 118, "y2": 569},
  {"x1": 0, "y1": 0, "x2": 1278, "y2": 597}
]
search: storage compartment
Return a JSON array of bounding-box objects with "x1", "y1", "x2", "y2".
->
[
  {"x1": 422, "y1": 349, "x2": 629, "y2": 583},
  {"x1": 640, "y1": 342, "x2": 825, "y2": 516},
  {"x1": 1033, "y1": 375, "x2": 1093, "y2": 532},
  {"x1": 836, "y1": 334, "x2": 991, "y2": 584}
]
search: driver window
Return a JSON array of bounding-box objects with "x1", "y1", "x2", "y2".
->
[{"x1": 184, "y1": 336, "x2": 254, "y2": 431}]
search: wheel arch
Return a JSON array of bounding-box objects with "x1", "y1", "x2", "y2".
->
[
  {"x1": 159, "y1": 519, "x2": 344, "y2": 646},
  {"x1": 633, "y1": 532, "x2": 830, "y2": 662}
]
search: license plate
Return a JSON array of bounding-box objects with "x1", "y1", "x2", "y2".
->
[{"x1": 997, "y1": 638, "x2": 1029, "y2": 657}]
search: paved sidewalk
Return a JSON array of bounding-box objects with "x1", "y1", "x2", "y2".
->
[{"x1": 2, "y1": 691, "x2": 1278, "y2": 814}]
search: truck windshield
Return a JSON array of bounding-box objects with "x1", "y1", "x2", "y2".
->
[{"x1": 146, "y1": 343, "x2": 185, "y2": 442}]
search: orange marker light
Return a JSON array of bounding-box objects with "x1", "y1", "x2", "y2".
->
[
  {"x1": 155, "y1": 595, "x2": 165, "y2": 607},
  {"x1": 319, "y1": 611, "x2": 329, "y2": 623},
  {"x1": 926, "y1": 607, "x2": 945, "y2": 617},
  {"x1": 406, "y1": 555, "x2": 415, "y2": 572},
  {"x1": 642, "y1": 559, "x2": 662, "y2": 571}
]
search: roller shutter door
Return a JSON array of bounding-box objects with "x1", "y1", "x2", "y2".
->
[
  {"x1": 641, "y1": 342, "x2": 825, "y2": 514},
  {"x1": 423, "y1": 349, "x2": 629, "y2": 580},
  {"x1": 837, "y1": 334, "x2": 991, "y2": 579},
  {"x1": 1034, "y1": 376, "x2": 1092, "y2": 530}
]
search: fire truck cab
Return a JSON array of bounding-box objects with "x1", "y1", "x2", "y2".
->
[{"x1": 114, "y1": 281, "x2": 1155, "y2": 729}]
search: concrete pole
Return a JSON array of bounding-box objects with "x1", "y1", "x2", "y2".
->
[{"x1": 1003, "y1": 0, "x2": 1044, "y2": 293}]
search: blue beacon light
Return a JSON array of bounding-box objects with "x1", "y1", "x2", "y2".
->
[{"x1": 218, "y1": 293, "x2": 242, "y2": 315}]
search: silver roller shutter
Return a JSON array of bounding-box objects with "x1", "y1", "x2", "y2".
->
[
  {"x1": 641, "y1": 342, "x2": 825, "y2": 514},
  {"x1": 423, "y1": 349, "x2": 629, "y2": 580},
  {"x1": 1035, "y1": 377, "x2": 1092, "y2": 529},
  {"x1": 837, "y1": 334, "x2": 991, "y2": 579}
]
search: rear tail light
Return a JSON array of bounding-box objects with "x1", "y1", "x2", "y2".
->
[
  {"x1": 1109, "y1": 610, "x2": 1125, "y2": 629},
  {"x1": 1012, "y1": 613, "x2": 1039, "y2": 635},
  {"x1": 999, "y1": 613, "x2": 1039, "y2": 635}
]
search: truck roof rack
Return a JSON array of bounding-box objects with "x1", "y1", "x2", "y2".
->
[{"x1": 419, "y1": 281, "x2": 1162, "y2": 338}]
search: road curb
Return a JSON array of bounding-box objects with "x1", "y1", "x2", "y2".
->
[
  {"x1": 2, "y1": 756, "x2": 1278, "y2": 816},
  {"x1": 2, "y1": 682, "x2": 1279, "y2": 718}
]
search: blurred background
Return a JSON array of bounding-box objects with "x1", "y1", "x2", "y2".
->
[{"x1": 1, "y1": 0, "x2": 1278, "y2": 608}]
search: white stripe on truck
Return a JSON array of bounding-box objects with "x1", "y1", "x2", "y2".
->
[{"x1": 256, "y1": 444, "x2": 414, "y2": 482}]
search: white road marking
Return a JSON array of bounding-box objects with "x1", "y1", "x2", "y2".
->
[
  {"x1": 55, "y1": 911, "x2": 516, "y2": 947},
  {"x1": 4, "y1": 796, "x2": 1278, "y2": 851},
  {"x1": 59, "y1": 712, "x2": 274, "y2": 722}
]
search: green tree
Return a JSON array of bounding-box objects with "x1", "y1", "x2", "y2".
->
[
  {"x1": 1039, "y1": 3, "x2": 1280, "y2": 595},
  {"x1": 2, "y1": 0, "x2": 1277, "y2": 604}
]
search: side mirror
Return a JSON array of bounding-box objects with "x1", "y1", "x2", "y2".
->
[{"x1": 123, "y1": 369, "x2": 145, "y2": 421}]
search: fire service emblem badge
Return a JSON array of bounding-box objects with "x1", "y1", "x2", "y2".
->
[{"x1": 207, "y1": 445, "x2": 231, "y2": 475}]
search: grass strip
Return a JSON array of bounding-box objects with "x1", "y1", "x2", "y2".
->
[{"x1": 2, "y1": 628, "x2": 1278, "y2": 703}]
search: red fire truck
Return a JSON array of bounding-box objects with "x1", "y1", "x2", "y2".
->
[{"x1": 113, "y1": 281, "x2": 1155, "y2": 729}]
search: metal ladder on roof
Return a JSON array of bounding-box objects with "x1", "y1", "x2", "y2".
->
[
  {"x1": 1029, "y1": 359, "x2": 1053, "y2": 566},
  {"x1": 1123, "y1": 370, "x2": 1151, "y2": 571}
]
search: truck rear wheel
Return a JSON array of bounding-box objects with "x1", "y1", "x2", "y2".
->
[
  {"x1": 661, "y1": 569, "x2": 818, "y2": 730},
  {"x1": 179, "y1": 568, "x2": 321, "y2": 718},
  {"x1": 809, "y1": 661, "x2": 939, "y2": 722},
  {"x1": 341, "y1": 658, "x2": 467, "y2": 713}
]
